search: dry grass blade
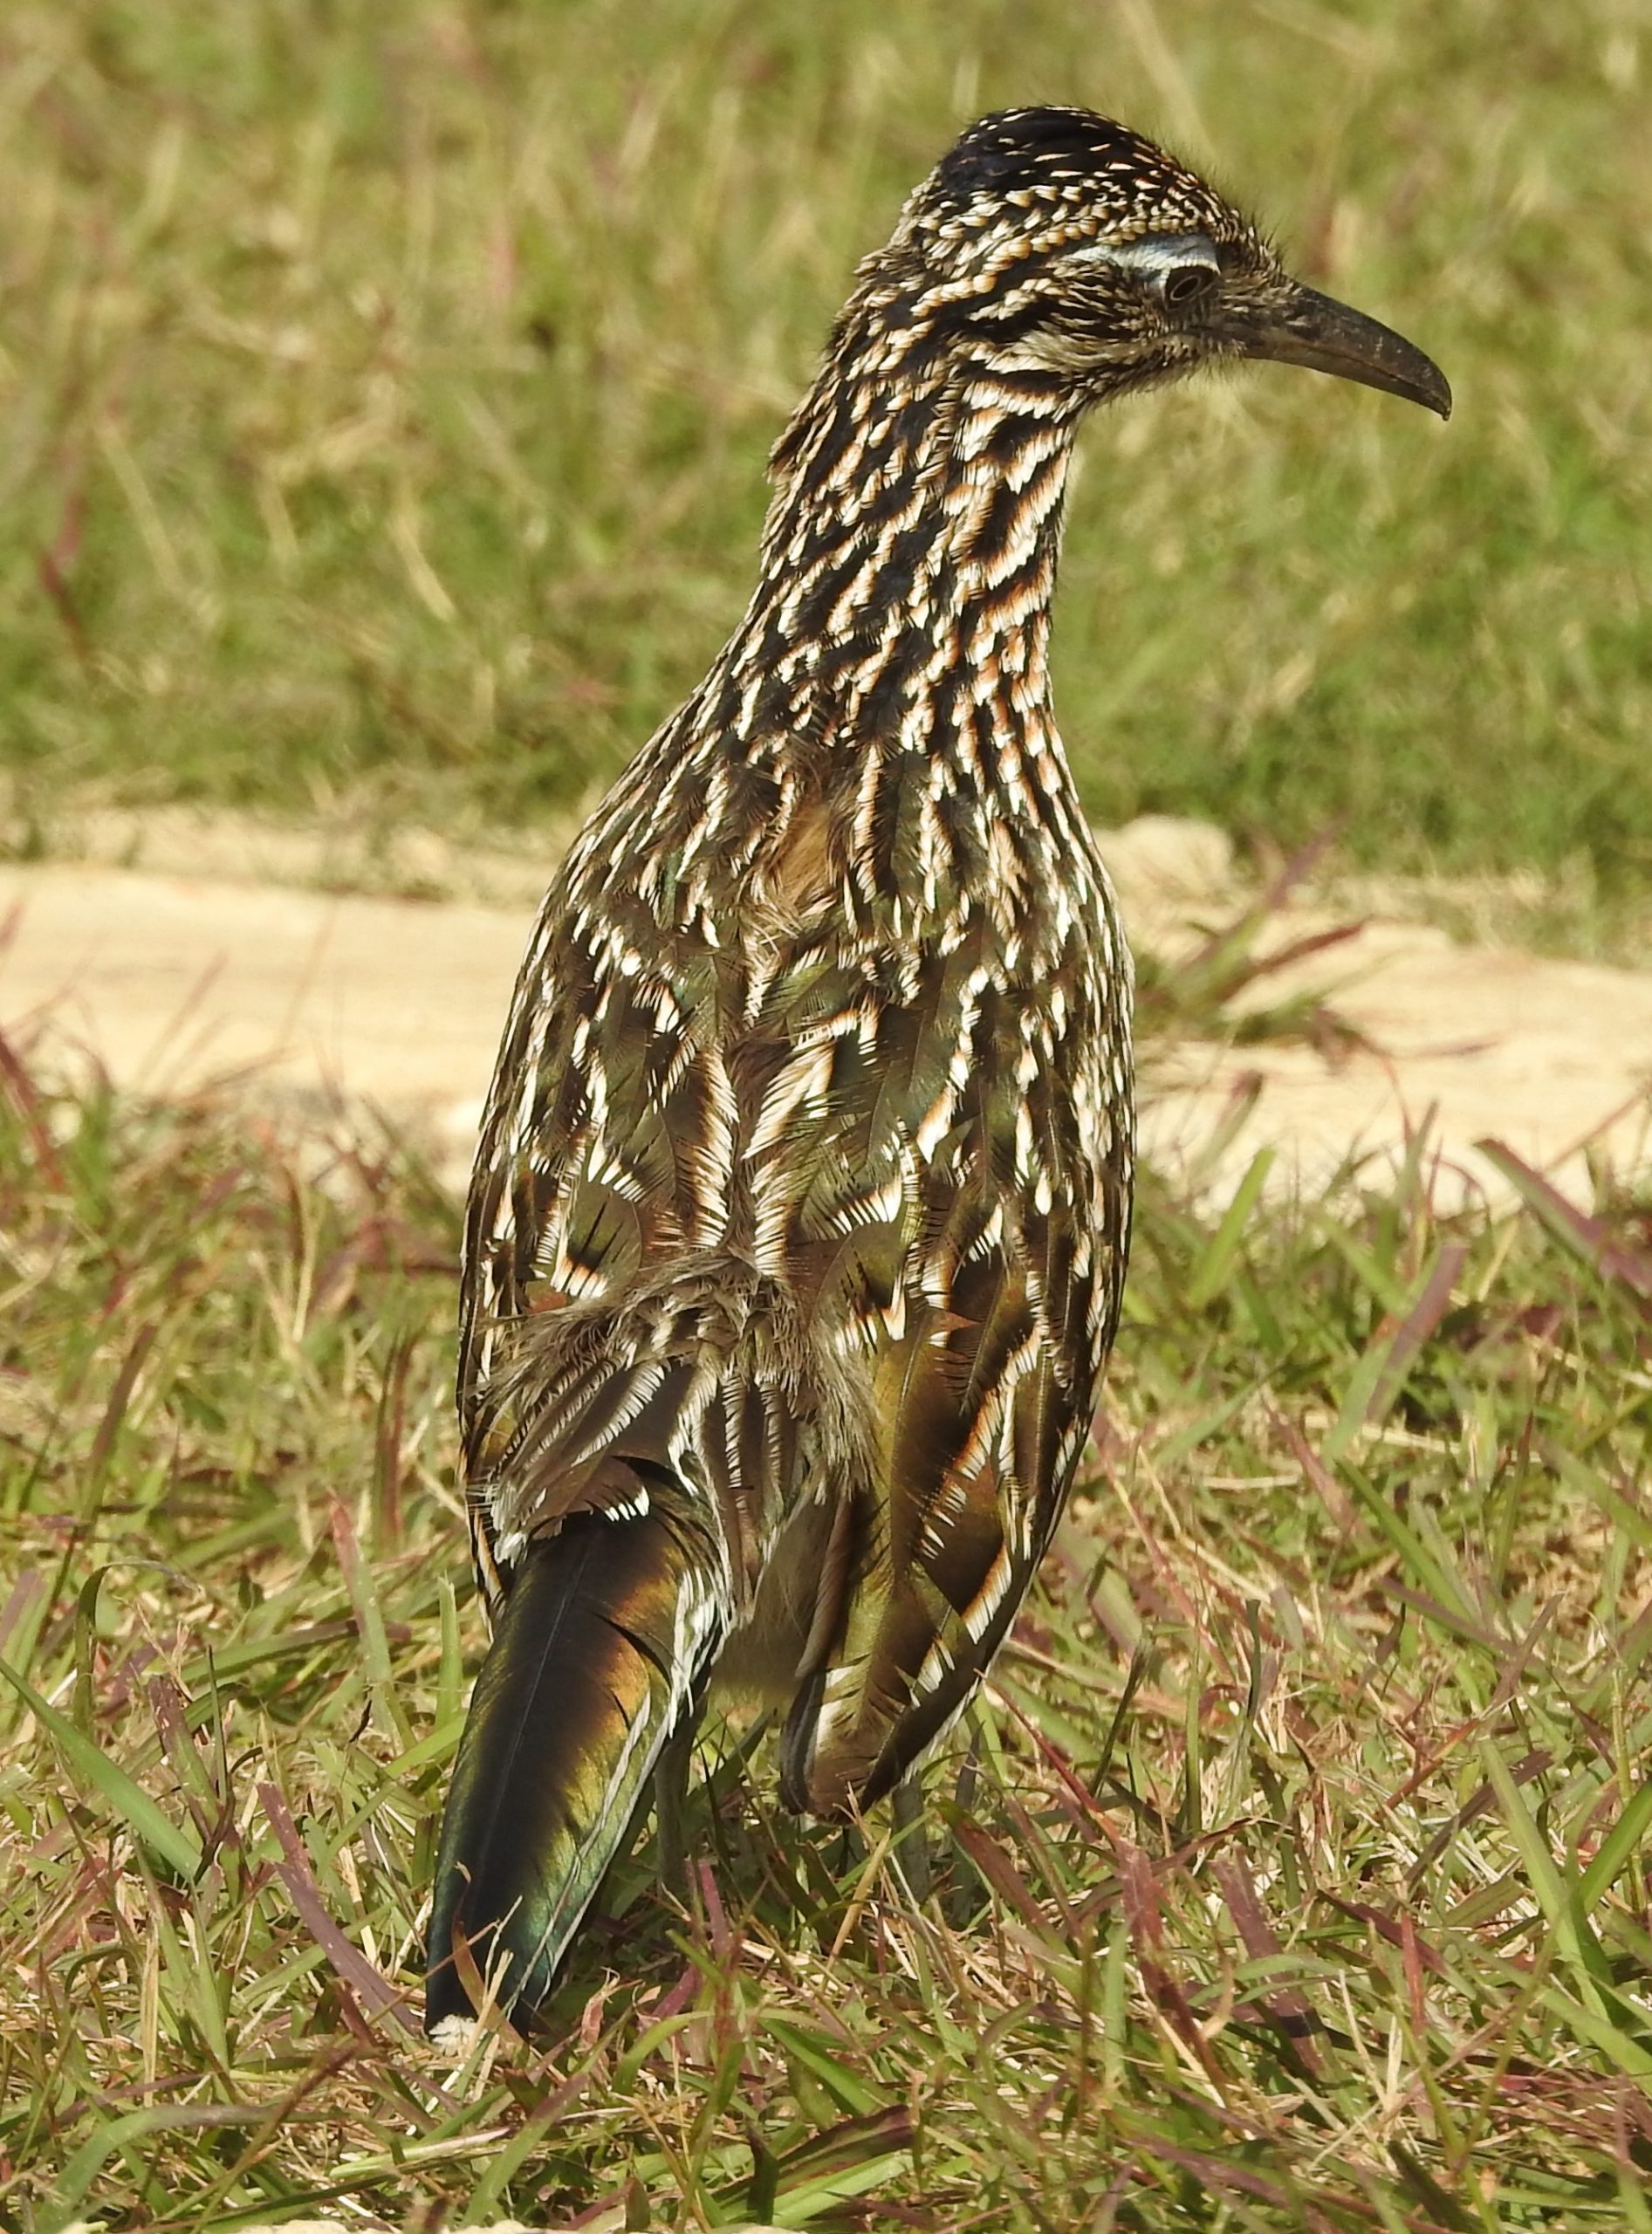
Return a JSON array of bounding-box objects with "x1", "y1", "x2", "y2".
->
[{"x1": 257, "y1": 1781, "x2": 421, "y2": 2039}]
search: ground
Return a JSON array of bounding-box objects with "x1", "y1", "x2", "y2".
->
[{"x1": 3, "y1": 818, "x2": 1651, "y2": 2232}]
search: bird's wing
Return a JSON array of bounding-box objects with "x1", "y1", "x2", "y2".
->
[
  {"x1": 770, "y1": 821, "x2": 1134, "y2": 1817},
  {"x1": 454, "y1": 749, "x2": 1130, "y2": 1826}
]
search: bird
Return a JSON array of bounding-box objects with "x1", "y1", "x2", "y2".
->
[{"x1": 425, "y1": 104, "x2": 1448, "y2": 2034}]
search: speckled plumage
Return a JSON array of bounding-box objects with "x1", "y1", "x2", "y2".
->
[{"x1": 427, "y1": 107, "x2": 1448, "y2": 2032}]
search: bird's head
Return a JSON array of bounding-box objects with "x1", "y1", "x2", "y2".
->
[{"x1": 861, "y1": 106, "x2": 1450, "y2": 420}]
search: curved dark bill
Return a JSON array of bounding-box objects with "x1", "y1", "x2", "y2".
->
[{"x1": 1237, "y1": 283, "x2": 1451, "y2": 419}]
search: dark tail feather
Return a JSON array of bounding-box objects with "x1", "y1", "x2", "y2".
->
[{"x1": 425, "y1": 1497, "x2": 724, "y2": 2033}]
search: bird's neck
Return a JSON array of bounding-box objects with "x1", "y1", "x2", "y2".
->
[{"x1": 720, "y1": 356, "x2": 1083, "y2": 767}]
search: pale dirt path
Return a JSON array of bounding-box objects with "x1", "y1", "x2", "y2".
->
[{"x1": 3, "y1": 815, "x2": 1649, "y2": 1209}]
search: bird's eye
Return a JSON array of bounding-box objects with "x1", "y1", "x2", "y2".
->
[{"x1": 1160, "y1": 264, "x2": 1218, "y2": 312}]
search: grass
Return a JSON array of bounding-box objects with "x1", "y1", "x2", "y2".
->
[
  {"x1": 3, "y1": 1033, "x2": 1652, "y2": 2231},
  {"x1": 0, "y1": 0, "x2": 1649, "y2": 901}
]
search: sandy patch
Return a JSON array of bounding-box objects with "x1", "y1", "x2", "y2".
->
[{"x1": 3, "y1": 815, "x2": 1648, "y2": 1209}]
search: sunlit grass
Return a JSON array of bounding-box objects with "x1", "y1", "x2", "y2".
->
[
  {"x1": 3, "y1": 1040, "x2": 1650, "y2": 2230},
  {"x1": 0, "y1": 0, "x2": 1647, "y2": 897}
]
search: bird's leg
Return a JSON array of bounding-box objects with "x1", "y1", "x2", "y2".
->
[
  {"x1": 890, "y1": 1769, "x2": 932, "y2": 1902},
  {"x1": 944, "y1": 1714, "x2": 988, "y2": 1926},
  {"x1": 653, "y1": 1705, "x2": 703, "y2": 1899}
]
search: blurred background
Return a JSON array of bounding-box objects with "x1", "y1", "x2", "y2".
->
[{"x1": 0, "y1": 0, "x2": 1646, "y2": 923}]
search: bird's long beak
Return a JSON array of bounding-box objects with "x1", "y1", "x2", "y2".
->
[{"x1": 1236, "y1": 282, "x2": 1451, "y2": 419}]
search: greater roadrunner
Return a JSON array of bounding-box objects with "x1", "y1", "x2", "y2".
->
[{"x1": 427, "y1": 106, "x2": 1448, "y2": 2032}]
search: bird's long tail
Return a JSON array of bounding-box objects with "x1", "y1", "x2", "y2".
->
[{"x1": 425, "y1": 1488, "x2": 725, "y2": 2032}]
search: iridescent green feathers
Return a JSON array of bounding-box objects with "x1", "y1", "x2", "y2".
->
[{"x1": 426, "y1": 1497, "x2": 724, "y2": 2028}]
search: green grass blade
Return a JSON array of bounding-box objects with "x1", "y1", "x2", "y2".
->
[
  {"x1": 1183, "y1": 1148, "x2": 1273, "y2": 1311},
  {"x1": 0, "y1": 1658, "x2": 201, "y2": 1879},
  {"x1": 1580, "y1": 1778, "x2": 1652, "y2": 1914}
]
